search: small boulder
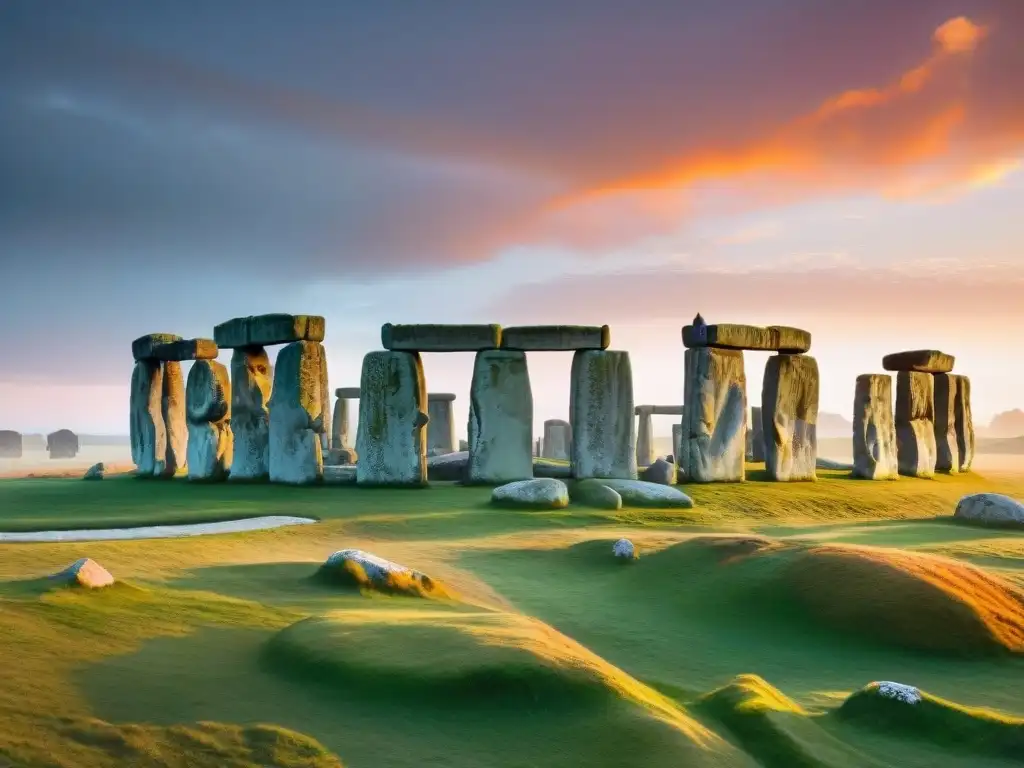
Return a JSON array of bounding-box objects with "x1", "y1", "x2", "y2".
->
[
  {"x1": 870, "y1": 681, "x2": 922, "y2": 705},
  {"x1": 641, "y1": 458, "x2": 677, "y2": 485},
  {"x1": 491, "y1": 478, "x2": 569, "y2": 509},
  {"x1": 83, "y1": 462, "x2": 105, "y2": 480},
  {"x1": 51, "y1": 558, "x2": 114, "y2": 589},
  {"x1": 613, "y1": 538, "x2": 637, "y2": 561},
  {"x1": 598, "y1": 479, "x2": 694, "y2": 508},
  {"x1": 954, "y1": 493, "x2": 1024, "y2": 528},
  {"x1": 570, "y1": 479, "x2": 624, "y2": 510},
  {"x1": 317, "y1": 549, "x2": 443, "y2": 597}
]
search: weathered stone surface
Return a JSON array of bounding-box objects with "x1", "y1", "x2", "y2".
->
[
  {"x1": 682, "y1": 323, "x2": 810, "y2": 353},
  {"x1": 83, "y1": 462, "x2": 104, "y2": 480},
  {"x1": 158, "y1": 362, "x2": 187, "y2": 477},
  {"x1": 382, "y1": 323, "x2": 501, "y2": 352},
  {"x1": 427, "y1": 393, "x2": 457, "y2": 456},
  {"x1": 491, "y1": 478, "x2": 569, "y2": 509},
  {"x1": 151, "y1": 338, "x2": 218, "y2": 362},
  {"x1": 335, "y1": 387, "x2": 361, "y2": 399},
  {"x1": 428, "y1": 450, "x2": 468, "y2": 481},
  {"x1": 672, "y1": 423, "x2": 682, "y2": 462},
  {"x1": 0, "y1": 430, "x2": 22, "y2": 458},
  {"x1": 186, "y1": 360, "x2": 233, "y2": 481},
  {"x1": 613, "y1": 538, "x2": 637, "y2": 560},
  {"x1": 542, "y1": 419, "x2": 572, "y2": 460},
  {"x1": 570, "y1": 350, "x2": 636, "y2": 480},
  {"x1": 883, "y1": 350, "x2": 954, "y2": 374},
  {"x1": 634, "y1": 405, "x2": 685, "y2": 416},
  {"x1": 319, "y1": 549, "x2": 440, "y2": 596},
  {"x1": 51, "y1": 558, "x2": 114, "y2": 589},
  {"x1": 229, "y1": 346, "x2": 272, "y2": 481},
  {"x1": 933, "y1": 374, "x2": 960, "y2": 474},
  {"x1": 319, "y1": 352, "x2": 330, "y2": 455},
  {"x1": 268, "y1": 341, "x2": 326, "y2": 485},
  {"x1": 641, "y1": 458, "x2": 677, "y2": 485},
  {"x1": 954, "y1": 375, "x2": 975, "y2": 473},
  {"x1": 46, "y1": 429, "x2": 79, "y2": 459},
  {"x1": 459, "y1": 439, "x2": 469, "y2": 452},
  {"x1": 356, "y1": 351, "x2": 428, "y2": 486},
  {"x1": 322, "y1": 465, "x2": 358, "y2": 484},
  {"x1": 214, "y1": 314, "x2": 325, "y2": 348},
  {"x1": 954, "y1": 493, "x2": 1024, "y2": 528},
  {"x1": 130, "y1": 360, "x2": 164, "y2": 475},
  {"x1": 131, "y1": 333, "x2": 182, "y2": 361},
  {"x1": 599, "y1": 479, "x2": 694, "y2": 508},
  {"x1": 570, "y1": 479, "x2": 623, "y2": 510},
  {"x1": 681, "y1": 347, "x2": 746, "y2": 483},
  {"x1": 750, "y1": 406, "x2": 765, "y2": 462},
  {"x1": 896, "y1": 371, "x2": 937, "y2": 478},
  {"x1": 636, "y1": 410, "x2": 655, "y2": 467},
  {"x1": 468, "y1": 350, "x2": 534, "y2": 483},
  {"x1": 500, "y1": 325, "x2": 609, "y2": 351},
  {"x1": 853, "y1": 374, "x2": 898, "y2": 480},
  {"x1": 762, "y1": 354, "x2": 819, "y2": 482},
  {"x1": 331, "y1": 396, "x2": 351, "y2": 450},
  {"x1": 326, "y1": 447, "x2": 358, "y2": 466}
]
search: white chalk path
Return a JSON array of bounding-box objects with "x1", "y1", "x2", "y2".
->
[{"x1": 0, "y1": 515, "x2": 318, "y2": 543}]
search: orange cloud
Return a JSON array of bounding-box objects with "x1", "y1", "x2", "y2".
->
[{"x1": 547, "y1": 15, "x2": 1012, "y2": 220}]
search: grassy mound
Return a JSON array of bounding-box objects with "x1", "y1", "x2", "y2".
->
[
  {"x1": 837, "y1": 682, "x2": 1024, "y2": 759},
  {"x1": 783, "y1": 544, "x2": 1024, "y2": 656}
]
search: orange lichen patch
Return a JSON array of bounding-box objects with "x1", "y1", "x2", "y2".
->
[{"x1": 784, "y1": 544, "x2": 1024, "y2": 655}]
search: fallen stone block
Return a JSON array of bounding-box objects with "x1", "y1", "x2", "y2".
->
[
  {"x1": 356, "y1": 350, "x2": 428, "y2": 486},
  {"x1": 570, "y1": 350, "x2": 636, "y2": 480},
  {"x1": 682, "y1": 323, "x2": 811, "y2": 353},
  {"x1": 853, "y1": 374, "x2": 898, "y2": 480},
  {"x1": 882, "y1": 350, "x2": 955, "y2": 374},
  {"x1": 681, "y1": 347, "x2": 746, "y2": 482},
  {"x1": 322, "y1": 465, "x2": 357, "y2": 484},
  {"x1": 468, "y1": 350, "x2": 534, "y2": 483},
  {"x1": 214, "y1": 314, "x2": 325, "y2": 348},
  {"x1": 131, "y1": 333, "x2": 182, "y2": 361},
  {"x1": 598, "y1": 479, "x2": 694, "y2": 508},
  {"x1": 151, "y1": 338, "x2": 219, "y2": 362},
  {"x1": 954, "y1": 493, "x2": 1024, "y2": 528},
  {"x1": 318, "y1": 549, "x2": 444, "y2": 597},
  {"x1": 896, "y1": 371, "x2": 937, "y2": 478},
  {"x1": 491, "y1": 478, "x2": 569, "y2": 509},
  {"x1": 381, "y1": 323, "x2": 501, "y2": 352},
  {"x1": 500, "y1": 325, "x2": 609, "y2": 351},
  {"x1": 762, "y1": 354, "x2": 819, "y2": 482},
  {"x1": 570, "y1": 479, "x2": 623, "y2": 510},
  {"x1": 428, "y1": 450, "x2": 468, "y2": 481}
]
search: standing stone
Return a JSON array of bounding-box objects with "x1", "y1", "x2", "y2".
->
[
  {"x1": 229, "y1": 346, "x2": 272, "y2": 481},
  {"x1": 186, "y1": 360, "x2": 233, "y2": 481},
  {"x1": 896, "y1": 371, "x2": 937, "y2": 478},
  {"x1": 542, "y1": 419, "x2": 572, "y2": 460},
  {"x1": 954, "y1": 375, "x2": 975, "y2": 473},
  {"x1": 933, "y1": 374, "x2": 960, "y2": 474},
  {"x1": 0, "y1": 430, "x2": 23, "y2": 458},
  {"x1": 672, "y1": 423, "x2": 682, "y2": 462},
  {"x1": 852, "y1": 374, "x2": 898, "y2": 480},
  {"x1": 468, "y1": 350, "x2": 534, "y2": 483},
  {"x1": 427, "y1": 393, "x2": 457, "y2": 456},
  {"x1": 158, "y1": 362, "x2": 187, "y2": 477},
  {"x1": 46, "y1": 429, "x2": 79, "y2": 459},
  {"x1": 570, "y1": 350, "x2": 636, "y2": 480},
  {"x1": 356, "y1": 351, "x2": 428, "y2": 486},
  {"x1": 681, "y1": 348, "x2": 746, "y2": 483},
  {"x1": 750, "y1": 406, "x2": 765, "y2": 462},
  {"x1": 130, "y1": 360, "x2": 164, "y2": 476},
  {"x1": 319, "y1": 354, "x2": 331, "y2": 454},
  {"x1": 332, "y1": 396, "x2": 351, "y2": 450},
  {"x1": 635, "y1": 408, "x2": 654, "y2": 467},
  {"x1": 269, "y1": 341, "x2": 326, "y2": 485},
  {"x1": 762, "y1": 354, "x2": 819, "y2": 482}
]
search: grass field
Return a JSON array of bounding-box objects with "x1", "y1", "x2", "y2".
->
[{"x1": 1, "y1": 466, "x2": 1024, "y2": 767}]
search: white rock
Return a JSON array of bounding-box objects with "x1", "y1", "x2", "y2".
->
[
  {"x1": 356, "y1": 350, "x2": 428, "y2": 486},
  {"x1": 570, "y1": 350, "x2": 636, "y2": 480},
  {"x1": 954, "y1": 493, "x2": 1024, "y2": 527},
  {"x1": 468, "y1": 350, "x2": 534, "y2": 483},
  {"x1": 681, "y1": 347, "x2": 746, "y2": 482},
  {"x1": 229, "y1": 346, "x2": 273, "y2": 481},
  {"x1": 268, "y1": 341, "x2": 326, "y2": 485},
  {"x1": 321, "y1": 549, "x2": 435, "y2": 591},
  {"x1": 597, "y1": 479, "x2": 694, "y2": 508},
  {"x1": 83, "y1": 462, "x2": 105, "y2": 480},
  {"x1": 51, "y1": 558, "x2": 114, "y2": 588},
  {"x1": 491, "y1": 478, "x2": 569, "y2": 508},
  {"x1": 872, "y1": 681, "x2": 922, "y2": 705},
  {"x1": 613, "y1": 538, "x2": 636, "y2": 560}
]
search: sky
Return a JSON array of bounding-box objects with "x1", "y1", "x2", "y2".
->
[{"x1": 1, "y1": 1, "x2": 1022, "y2": 439}]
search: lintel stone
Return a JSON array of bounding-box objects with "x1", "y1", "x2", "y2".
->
[
  {"x1": 634, "y1": 405, "x2": 684, "y2": 416},
  {"x1": 682, "y1": 323, "x2": 810, "y2": 353},
  {"x1": 214, "y1": 314, "x2": 325, "y2": 349},
  {"x1": 381, "y1": 323, "x2": 501, "y2": 352},
  {"x1": 151, "y1": 338, "x2": 219, "y2": 362},
  {"x1": 428, "y1": 392, "x2": 457, "y2": 402},
  {"x1": 335, "y1": 387, "x2": 361, "y2": 399},
  {"x1": 132, "y1": 333, "x2": 183, "y2": 361},
  {"x1": 882, "y1": 350, "x2": 955, "y2": 374},
  {"x1": 500, "y1": 325, "x2": 609, "y2": 351}
]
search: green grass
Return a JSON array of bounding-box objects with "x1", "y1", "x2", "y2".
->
[{"x1": 2, "y1": 470, "x2": 1024, "y2": 766}]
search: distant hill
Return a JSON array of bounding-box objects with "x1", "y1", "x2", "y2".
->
[
  {"x1": 816, "y1": 412, "x2": 852, "y2": 439},
  {"x1": 985, "y1": 409, "x2": 1024, "y2": 438}
]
